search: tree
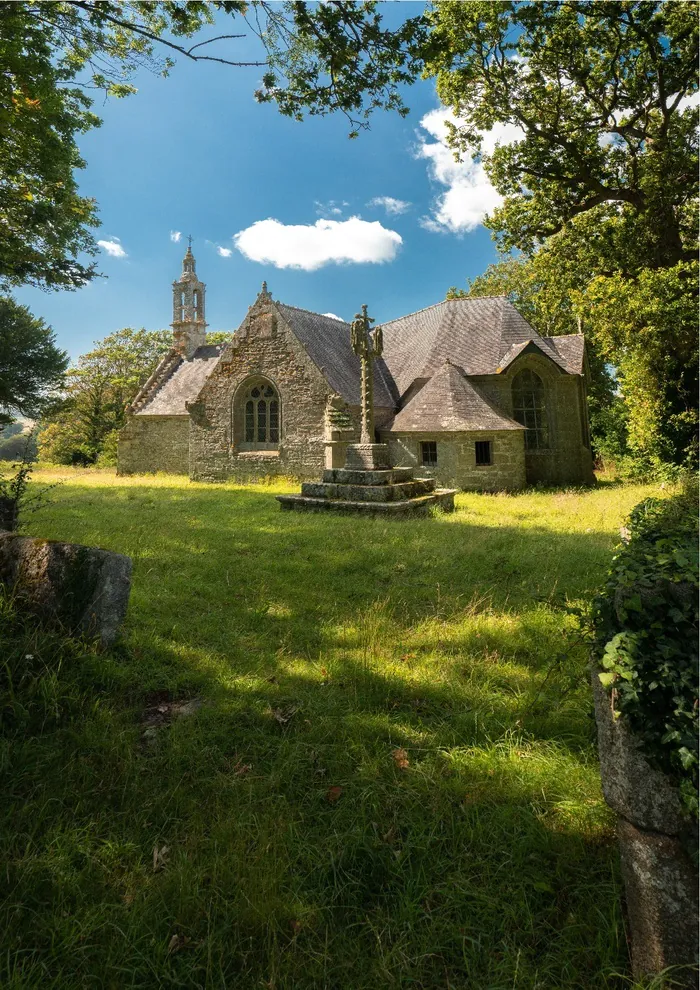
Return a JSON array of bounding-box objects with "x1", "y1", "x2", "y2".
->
[
  {"x1": 0, "y1": 1, "x2": 258, "y2": 291},
  {"x1": 39, "y1": 327, "x2": 171, "y2": 464},
  {"x1": 262, "y1": 1, "x2": 698, "y2": 271},
  {"x1": 0, "y1": 296, "x2": 68, "y2": 426}
]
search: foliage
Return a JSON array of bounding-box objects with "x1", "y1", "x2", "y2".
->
[
  {"x1": 39, "y1": 327, "x2": 171, "y2": 465},
  {"x1": 255, "y1": 1, "x2": 428, "y2": 136},
  {"x1": 0, "y1": 1, "x2": 253, "y2": 290},
  {"x1": 0, "y1": 433, "x2": 59, "y2": 530},
  {"x1": 0, "y1": 429, "x2": 37, "y2": 462},
  {"x1": 0, "y1": 468, "x2": 658, "y2": 987},
  {"x1": 581, "y1": 261, "x2": 699, "y2": 473},
  {"x1": 590, "y1": 482, "x2": 699, "y2": 818},
  {"x1": 425, "y1": 1, "x2": 698, "y2": 269},
  {"x1": 0, "y1": 296, "x2": 68, "y2": 426}
]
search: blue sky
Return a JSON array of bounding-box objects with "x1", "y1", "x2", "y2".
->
[{"x1": 16, "y1": 9, "x2": 508, "y2": 361}]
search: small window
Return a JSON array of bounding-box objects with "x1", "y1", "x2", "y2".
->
[
  {"x1": 475, "y1": 440, "x2": 492, "y2": 466},
  {"x1": 421, "y1": 441, "x2": 437, "y2": 467}
]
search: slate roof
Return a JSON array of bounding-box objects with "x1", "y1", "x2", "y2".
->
[
  {"x1": 276, "y1": 304, "x2": 396, "y2": 407},
  {"x1": 387, "y1": 361, "x2": 525, "y2": 433},
  {"x1": 380, "y1": 297, "x2": 582, "y2": 396},
  {"x1": 135, "y1": 345, "x2": 223, "y2": 416}
]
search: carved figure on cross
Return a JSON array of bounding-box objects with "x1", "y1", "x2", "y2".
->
[{"x1": 350, "y1": 303, "x2": 383, "y2": 444}]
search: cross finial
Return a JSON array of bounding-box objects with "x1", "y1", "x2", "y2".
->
[{"x1": 187, "y1": 234, "x2": 193, "y2": 250}]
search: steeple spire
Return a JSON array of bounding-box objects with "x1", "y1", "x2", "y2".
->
[{"x1": 172, "y1": 239, "x2": 207, "y2": 358}]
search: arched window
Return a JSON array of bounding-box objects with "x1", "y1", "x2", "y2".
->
[
  {"x1": 180, "y1": 290, "x2": 186, "y2": 322},
  {"x1": 193, "y1": 289, "x2": 199, "y2": 320},
  {"x1": 512, "y1": 369, "x2": 548, "y2": 450},
  {"x1": 240, "y1": 380, "x2": 280, "y2": 448}
]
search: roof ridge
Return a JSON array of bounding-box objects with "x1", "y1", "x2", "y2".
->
[
  {"x1": 382, "y1": 298, "x2": 449, "y2": 326},
  {"x1": 277, "y1": 302, "x2": 350, "y2": 324}
]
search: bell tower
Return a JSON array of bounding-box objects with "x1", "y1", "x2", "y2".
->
[{"x1": 172, "y1": 236, "x2": 207, "y2": 358}]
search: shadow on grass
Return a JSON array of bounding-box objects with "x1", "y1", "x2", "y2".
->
[{"x1": 0, "y1": 481, "x2": 641, "y2": 988}]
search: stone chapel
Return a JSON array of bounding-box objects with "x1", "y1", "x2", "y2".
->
[{"x1": 117, "y1": 245, "x2": 595, "y2": 489}]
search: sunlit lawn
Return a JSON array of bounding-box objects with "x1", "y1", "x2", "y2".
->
[{"x1": 1, "y1": 467, "x2": 660, "y2": 988}]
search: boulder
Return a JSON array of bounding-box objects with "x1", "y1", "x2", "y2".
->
[
  {"x1": 592, "y1": 669, "x2": 698, "y2": 987},
  {"x1": 0, "y1": 532, "x2": 132, "y2": 645}
]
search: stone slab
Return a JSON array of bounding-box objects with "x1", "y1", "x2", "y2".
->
[
  {"x1": 322, "y1": 467, "x2": 418, "y2": 485},
  {"x1": 301, "y1": 480, "x2": 436, "y2": 502},
  {"x1": 618, "y1": 818, "x2": 699, "y2": 986},
  {"x1": 277, "y1": 489, "x2": 456, "y2": 516},
  {"x1": 0, "y1": 532, "x2": 132, "y2": 646}
]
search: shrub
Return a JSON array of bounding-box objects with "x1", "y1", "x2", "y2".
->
[{"x1": 589, "y1": 480, "x2": 699, "y2": 818}]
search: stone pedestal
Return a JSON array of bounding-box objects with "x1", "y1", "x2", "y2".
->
[
  {"x1": 592, "y1": 672, "x2": 698, "y2": 987},
  {"x1": 344, "y1": 443, "x2": 391, "y2": 470}
]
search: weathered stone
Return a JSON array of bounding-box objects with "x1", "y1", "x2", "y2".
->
[
  {"x1": 277, "y1": 489, "x2": 455, "y2": 516},
  {"x1": 0, "y1": 533, "x2": 132, "y2": 645},
  {"x1": 591, "y1": 671, "x2": 686, "y2": 835},
  {"x1": 617, "y1": 819, "x2": 699, "y2": 987},
  {"x1": 592, "y1": 669, "x2": 698, "y2": 987},
  {"x1": 344, "y1": 443, "x2": 391, "y2": 470}
]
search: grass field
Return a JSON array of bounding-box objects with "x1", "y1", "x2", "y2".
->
[{"x1": 1, "y1": 469, "x2": 664, "y2": 989}]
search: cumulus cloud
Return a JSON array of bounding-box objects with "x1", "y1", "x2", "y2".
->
[
  {"x1": 233, "y1": 217, "x2": 402, "y2": 271},
  {"x1": 417, "y1": 108, "x2": 523, "y2": 234},
  {"x1": 170, "y1": 230, "x2": 182, "y2": 243},
  {"x1": 217, "y1": 246, "x2": 233, "y2": 257},
  {"x1": 322, "y1": 312, "x2": 344, "y2": 321},
  {"x1": 367, "y1": 196, "x2": 411, "y2": 215},
  {"x1": 97, "y1": 237, "x2": 127, "y2": 258}
]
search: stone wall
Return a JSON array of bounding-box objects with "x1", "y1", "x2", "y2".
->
[
  {"x1": 189, "y1": 297, "x2": 334, "y2": 481},
  {"x1": 472, "y1": 352, "x2": 595, "y2": 486},
  {"x1": 383, "y1": 430, "x2": 526, "y2": 491},
  {"x1": 117, "y1": 415, "x2": 189, "y2": 475}
]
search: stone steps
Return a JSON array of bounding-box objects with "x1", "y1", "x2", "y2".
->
[
  {"x1": 301, "y1": 478, "x2": 436, "y2": 502},
  {"x1": 322, "y1": 467, "x2": 415, "y2": 485},
  {"x1": 277, "y1": 489, "x2": 457, "y2": 516}
]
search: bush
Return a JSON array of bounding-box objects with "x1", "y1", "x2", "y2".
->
[
  {"x1": 589, "y1": 480, "x2": 699, "y2": 818},
  {"x1": 0, "y1": 430, "x2": 37, "y2": 461}
]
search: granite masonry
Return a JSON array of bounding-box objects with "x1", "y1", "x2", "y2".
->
[{"x1": 118, "y1": 247, "x2": 595, "y2": 490}]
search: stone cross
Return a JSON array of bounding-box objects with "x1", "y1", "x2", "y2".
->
[{"x1": 351, "y1": 303, "x2": 383, "y2": 444}]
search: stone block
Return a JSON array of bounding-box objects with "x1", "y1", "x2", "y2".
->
[
  {"x1": 591, "y1": 671, "x2": 686, "y2": 835},
  {"x1": 344, "y1": 443, "x2": 391, "y2": 470},
  {"x1": 618, "y1": 818, "x2": 699, "y2": 987},
  {"x1": 0, "y1": 533, "x2": 132, "y2": 646}
]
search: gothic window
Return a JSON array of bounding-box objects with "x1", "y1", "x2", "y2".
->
[
  {"x1": 241, "y1": 381, "x2": 280, "y2": 448},
  {"x1": 512, "y1": 369, "x2": 549, "y2": 450}
]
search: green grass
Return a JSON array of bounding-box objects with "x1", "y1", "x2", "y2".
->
[{"x1": 0, "y1": 468, "x2": 670, "y2": 989}]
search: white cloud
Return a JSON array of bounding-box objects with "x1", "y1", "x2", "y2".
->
[
  {"x1": 233, "y1": 217, "x2": 402, "y2": 271},
  {"x1": 97, "y1": 237, "x2": 127, "y2": 258},
  {"x1": 417, "y1": 108, "x2": 523, "y2": 234},
  {"x1": 315, "y1": 199, "x2": 349, "y2": 218},
  {"x1": 368, "y1": 196, "x2": 411, "y2": 215},
  {"x1": 170, "y1": 230, "x2": 182, "y2": 243},
  {"x1": 323, "y1": 312, "x2": 344, "y2": 321},
  {"x1": 217, "y1": 246, "x2": 233, "y2": 257}
]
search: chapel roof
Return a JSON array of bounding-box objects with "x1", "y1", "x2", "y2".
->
[
  {"x1": 276, "y1": 304, "x2": 397, "y2": 408},
  {"x1": 380, "y1": 296, "x2": 583, "y2": 397},
  {"x1": 135, "y1": 345, "x2": 223, "y2": 416},
  {"x1": 387, "y1": 360, "x2": 525, "y2": 433}
]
